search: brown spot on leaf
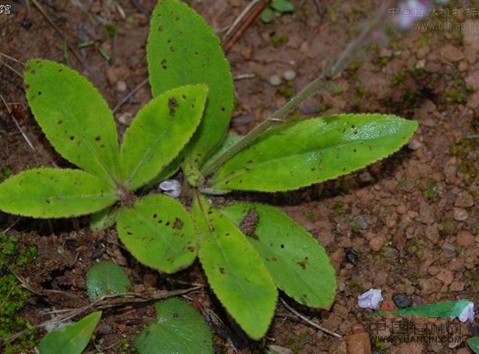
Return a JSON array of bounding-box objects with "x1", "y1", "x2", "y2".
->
[
  {"x1": 219, "y1": 267, "x2": 225, "y2": 274},
  {"x1": 240, "y1": 208, "x2": 259, "y2": 238},
  {"x1": 173, "y1": 217, "x2": 184, "y2": 230},
  {"x1": 161, "y1": 59, "x2": 168, "y2": 69},
  {"x1": 168, "y1": 97, "x2": 178, "y2": 115}
]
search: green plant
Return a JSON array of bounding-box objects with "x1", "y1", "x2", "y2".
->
[
  {"x1": 468, "y1": 337, "x2": 479, "y2": 354},
  {"x1": 0, "y1": 0, "x2": 417, "y2": 340},
  {"x1": 39, "y1": 261, "x2": 213, "y2": 353},
  {"x1": 0, "y1": 233, "x2": 37, "y2": 353},
  {"x1": 261, "y1": 0, "x2": 294, "y2": 23},
  {"x1": 38, "y1": 311, "x2": 102, "y2": 354}
]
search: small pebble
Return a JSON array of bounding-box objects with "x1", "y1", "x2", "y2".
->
[
  {"x1": 115, "y1": 80, "x2": 127, "y2": 92},
  {"x1": 101, "y1": 324, "x2": 112, "y2": 334},
  {"x1": 345, "y1": 248, "x2": 358, "y2": 264},
  {"x1": 355, "y1": 216, "x2": 369, "y2": 230},
  {"x1": 269, "y1": 75, "x2": 281, "y2": 86},
  {"x1": 408, "y1": 138, "x2": 422, "y2": 150},
  {"x1": 233, "y1": 115, "x2": 253, "y2": 126},
  {"x1": 351, "y1": 322, "x2": 366, "y2": 334},
  {"x1": 300, "y1": 104, "x2": 321, "y2": 114},
  {"x1": 456, "y1": 230, "x2": 476, "y2": 247},
  {"x1": 346, "y1": 332, "x2": 371, "y2": 354},
  {"x1": 21, "y1": 20, "x2": 32, "y2": 30},
  {"x1": 441, "y1": 243, "x2": 456, "y2": 253},
  {"x1": 392, "y1": 293, "x2": 411, "y2": 308},
  {"x1": 284, "y1": 69, "x2": 296, "y2": 81},
  {"x1": 453, "y1": 208, "x2": 468, "y2": 221}
]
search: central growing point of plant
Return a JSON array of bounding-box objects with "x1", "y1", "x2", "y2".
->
[{"x1": 0, "y1": 0, "x2": 417, "y2": 341}]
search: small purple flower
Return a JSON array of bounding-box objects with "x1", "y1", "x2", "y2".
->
[
  {"x1": 358, "y1": 289, "x2": 383, "y2": 310},
  {"x1": 458, "y1": 301, "x2": 475, "y2": 323},
  {"x1": 159, "y1": 179, "x2": 181, "y2": 198},
  {"x1": 394, "y1": 0, "x2": 450, "y2": 29}
]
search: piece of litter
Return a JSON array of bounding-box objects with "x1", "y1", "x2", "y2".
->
[
  {"x1": 358, "y1": 289, "x2": 383, "y2": 310},
  {"x1": 376, "y1": 299, "x2": 475, "y2": 323},
  {"x1": 159, "y1": 180, "x2": 181, "y2": 198}
]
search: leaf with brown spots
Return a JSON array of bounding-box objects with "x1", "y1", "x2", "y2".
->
[
  {"x1": 117, "y1": 194, "x2": 197, "y2": 273},
  {"x1": 135, "y1": 298, "x2": 213, "y2": 353},
  {"x1": 221, "y1": 202, "x2": 336, "y2": 309},
  {"x1": 209, "y1": 114, "x2": 417, "y2": 193},
  {"x1": 147, "y1": 0, "x2": 234, "y2": 168},
  {"x1": 192, "y1": 195, "x2": 277, "y2": 339},
  {"x1": 120, "y1": 85, "x2": 207, "y2": 191},
  {"x1": 0, "y1": 168, "x2": 117, "y2": 218},
  {"x1": 24, "y1": 60, "x2": 120, "y2": 184}
]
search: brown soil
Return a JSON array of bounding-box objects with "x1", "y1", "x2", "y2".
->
[{"x1": 1, "y1": 1, "x2": 479, "y2": 353}]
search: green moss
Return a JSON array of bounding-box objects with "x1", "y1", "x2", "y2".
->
[
  {"x1": 0, "y1": 166, "x2": 12, "y2": 182},
  {"x1": 390, "y1": 69, "x2": 405, "y2": 87},
  {"x1": 0, "y1": 233, "x2": 37, "y2": 353},
  {"x1": 334, "y1": 199, "x2": 345, "y2": 214},
  {"x1": 446, "y1": 87, "x2": 464, "y2": 103},
  {"x1": 417, "y1": 34, "x2": 429, "y2": 46},
  {"x1": 271, "y1": 33, "x2": 288, "y2": 47},
  {"x1": 277, "y1": 86, "x2": 293, "y2": 99},
  {"x1": 422, "y1": 179, "x2": 437, "y2": 200},
  {"x1": 319, "y1": 102, "x2": 333, "y2": 112}
]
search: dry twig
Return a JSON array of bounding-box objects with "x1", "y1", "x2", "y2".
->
[
  {"x1": 6, "y1": 269, "x2": 203, "y2": 344},
  {"x1": 0, "y1": 94, "x2": 36, "y2": 152},
  {"x1": 280, "y1": 298, "x2": 341, "y2": 338}
]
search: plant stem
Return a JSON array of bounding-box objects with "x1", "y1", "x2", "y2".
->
[{"x1": 201, "y1": 0, "x2": 395, "y2": 177}]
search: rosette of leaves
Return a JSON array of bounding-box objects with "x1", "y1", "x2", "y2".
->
[{"x1": 0, "y1": 0, "x2": 418, "y2": 340}]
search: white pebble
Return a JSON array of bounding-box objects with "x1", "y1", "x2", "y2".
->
[
  {"x1": 284, "y1": 70, "x2": 296, "y2": 81},
  {"x1": 269, "y1": 75, "x2": 281, "y2": 86}
]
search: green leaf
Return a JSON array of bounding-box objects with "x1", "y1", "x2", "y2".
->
[
  {"x1": 135, "y1": 298, "x2": 213, "y2": 354},
  {"x1": 209, "y1": 114, "x2": 418, "y2": 192},
  {"x1": 120, "y1": 85, "x2": 208, "y2": 190},
  {"x1": 192, "y1": 196, "x2": 277, "y2": 339},
  {"x1": 201, "y1": 133, "x2": 242, "y2": 174},
  {"x1": 271, "y1": 0, "x2": 294, "y2": 13},
  {"x1": 220, "y1": 203, "x2": 336, "y2": 308},
  {"x1": 260, "y1": 8, "x2": 274, "y2": 23},
  {"x1": 86, "y1": 261, "x2": 131, "y2": 301},
  {"x1": 0, "y1": 168, "x2": 117, "y2": 218},
  {"x1": 90, "y1": 206, "x2": 122, "y2": 231},
  {"x1": 25, "y1": 60, "x2": 120, "y2": 184},
  {"x1": 117, "y1": 194, "x2": 197, "y2": 273},
  {"x1": 147, "y1": 0, "x2": 234, "y2": 168},
  {"x1": 38, "y1": 311, "x2": 102, "y2": 354},
  {"x1": 468, "y1": 337, "x2": 479, "y2": 354}
]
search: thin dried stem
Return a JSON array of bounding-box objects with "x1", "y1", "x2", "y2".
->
[
  {"x1": 201, "y1": 0, "x2": 396, "y2": 177},
  {"x1": 0, "y1": 94, "x2": 36, "y2": 152},
  {"x1": 112, "y1": 78, "x2": 149, "y2": 113},
  {"x1": 280, "y1": 298, "x2": 341, "y2": 338},
  {"x1": 0, "y1": 52, "x2": 25, "y2": 66},
  {"x1": 5, "y1": 279, "x2": 203, "y2": 344},
  {"x1": 31, "y1": 0, "x2": 85, "y2": 66}
]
